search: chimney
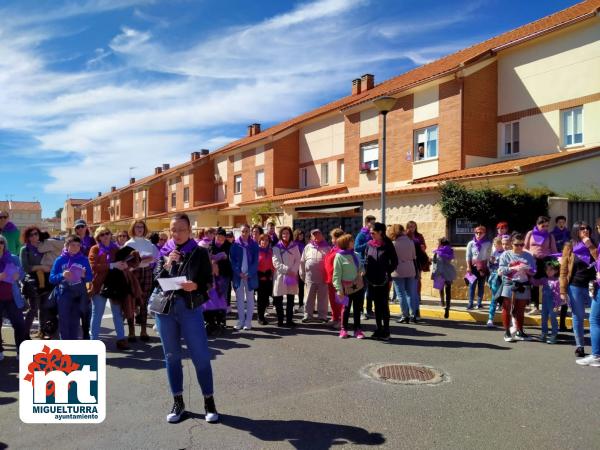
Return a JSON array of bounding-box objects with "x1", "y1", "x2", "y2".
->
[
  {"x1": 191, "y1": 151, "x2": 201, "y2": 161},
  {"x1": 111, "y1": 186, "x2": 116, "y2": 192},
  {"x1": 129, "y1": 177, "x2": 135, "y2": 184},
  {"x1": 154, "y1": 167, "x2": 162, "y2": 175},
  {"x1": 162, "y1": 163, "x2": 170, "y2": 171},
  {"x1": 352, "y1": 78, "x2": 361, "y2": 95},
  {"x1": 360, "y1": 74, "x2": 374, "y2": 92},
  {"x1": 200, "y1": 149, "x2": 209, "y2": 156},
  {"x1": 247, "y1": 123, "x2": 261, "y2": 136}
]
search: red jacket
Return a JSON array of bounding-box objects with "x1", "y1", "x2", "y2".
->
[
  {"x1": 258, "y1": 248, "x2": 274, "y2": 281},
  {"x1": 324, "y1": 246, "x2": 338, "y2": 284}
]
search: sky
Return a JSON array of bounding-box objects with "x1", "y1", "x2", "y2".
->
[{"x1": 0, "y1": 0, "x2": 580, "y2": 217}]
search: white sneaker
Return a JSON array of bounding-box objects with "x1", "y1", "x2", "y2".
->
[
  {"x1": 510, "y1": 325, "x2": 517, "y2": 335},
  {"x1": 233, "y1": 324, "x2": 242, "y2": 330},
  {"x1": 0, "y1": 351, "x2": 4, "y2": 361},
  {"x1": 243, "y1": 326, "x2": 251, "y2": 330},
  {"x1": 486, "y1": 320, "x2": 495, "y2": 328},
  {"x1": 576, "y1": 355, "x2": 600, "y2": 367}
]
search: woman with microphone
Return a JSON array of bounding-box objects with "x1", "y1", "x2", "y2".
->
[{"x1": 153, "y1": 213, "x2": 218, "y2": 423}]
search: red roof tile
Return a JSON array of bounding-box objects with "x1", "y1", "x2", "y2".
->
[{"x1": 411, "y1": 146, "x2": 600, "y2": 184}]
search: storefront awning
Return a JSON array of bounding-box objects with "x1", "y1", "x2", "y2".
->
[{"x1": 298, "y1": 205, "x2": 360, "y2": 214}]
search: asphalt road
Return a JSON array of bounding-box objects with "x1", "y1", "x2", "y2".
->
[{"x1": 1, "y1": 308, "x2": 599, "y2": 450}]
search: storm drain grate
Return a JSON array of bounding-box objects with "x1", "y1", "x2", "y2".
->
[{"x1": 363, "y1": 363, "x2": 446, "y2": 385}]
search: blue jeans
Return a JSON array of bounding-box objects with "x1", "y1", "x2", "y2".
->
[
  {"x1": 0, "y1": 300, "x2": 26, "y2": 352},
  {"x1": 393, "y1": 277, "x2": 417, "y2": 318},
  {"x1": 487, "y1": 274, "x2": 501, "y2": 321},
  {"x1": 90, "y1": 294, "x2": 125, "y2": 340},
  {"x1": 155, "y1": 297, "x2": 214, "y2": 396},
  {"x1": 541, "y1": 291, "x2": 558, "y2": 336},
  {"x1": 468, "y1": 275, "x2": 485, "y2": 308},
  {"x1": 590, "y1": 290, "x2": 600, "y2": 357},
  {"x1": 57, "y1": 283, "x2": 87, "y2": 340},
  {"x1": 568, "y1": 285, "x2": 588, "y2": 348}
]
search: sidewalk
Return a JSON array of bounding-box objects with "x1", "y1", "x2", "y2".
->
[{"x1": 387, "y1": 295, "x2": 589, "y2": 328}]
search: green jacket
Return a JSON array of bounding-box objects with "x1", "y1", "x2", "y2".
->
[{"x1": 0, "y1": 224, "x2": 21, "y2": 256}]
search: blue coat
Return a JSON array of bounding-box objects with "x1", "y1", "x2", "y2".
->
[
  {"x1": 2, "y1": 254, "x2": 26, "y2": 308},
  {"x1": 50, "y1": 253, "x2": 93, "y2": 286},
  {"x1": 354, "y1": 229, "x2": 370, "y2": 265},
  {"x1": 230, "y1": 240, "x2": 259, "y2": 291}
]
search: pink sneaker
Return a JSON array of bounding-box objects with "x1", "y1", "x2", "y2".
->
[
  {"x1": 339, "y1": 329, "x2": 349, "y2": 339},
  {"x1": 354, "y1": 329, "x2": 365, "y2": 339}
]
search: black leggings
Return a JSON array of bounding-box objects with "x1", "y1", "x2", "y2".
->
[
  {"x1": 439, "y1": 282, "x2": 452, "y2": 310},
  {"x1": 273, "y1": 294, "x2": 294, "y2": 324},
  {"x1": 298, "y1": 279, "x2": 305, "y2": 307},
  {"x1": 257, "y1": 279, "x2": 273, "y2": 321},
  {"x1": 367, "y1": 284, "x2": 390, "y2": 332},
  {"x1": 342, "y1": 289, "x2": 364, "y2": 330}
]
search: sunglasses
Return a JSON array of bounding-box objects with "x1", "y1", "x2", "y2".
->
[
  {"x1": 98, "y1": 232, "x2": 111, "y2": 237},
  {"x1": 75, "y1": 225, "x2": 85, "y2": 229},
  {"x1": 579, "y1": 227, "x2": 591, "y2": 231},
  {"x1": 513, "y1": 243, "x2": 525, "y2": 247}
]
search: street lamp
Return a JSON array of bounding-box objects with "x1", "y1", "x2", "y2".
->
[{"x1": 372, "y1": 96, "x2": 396, "y2": 224}]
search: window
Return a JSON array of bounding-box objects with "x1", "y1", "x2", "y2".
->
[
  {"x1": 300, "y1": 168, "x2": 308, "y2": 188},
  {"x1": 504, "y1": 122, "x2": 520, "y2": 155},
  {"x1": 562, "y1": 106, "x2": 583, "y2": 147},
  {"x1": 414, "y1": 125, "x2": 438, "y2": 161},
  {"x1": 337, "y1": 159, "x2": 345, "y2": 183},
  {"x1": 234, "y1": 174, "x2": 242, "y2": 194},
  {"x1": 183, "y1": 186, "x2": 190, "y2": 203},
  {"x1": 255, "y1": 170, "x2": 265, "y2": 188},
  {"x1": 321, "y1": 163, "x2": 329, "y2": 185},
  {"x1": 141, "y1": 199, "x2": 146, "y2": 216},
  {"x1": 171, "y1": 192, "x2": 176, "y2": 208},
  {"x1": 360, "y1": 142, "x2": 379, "y2": 170}
]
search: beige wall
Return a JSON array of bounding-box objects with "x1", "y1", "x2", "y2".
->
[
  {"x1": 188, "y1": 210, "x2": 221, "y2": 229},
  {"x1": 583, "y1": 100, "x2": 600, "y2": 148},
  {"x1": 255, "y1": 146, "x2": 265, "y2": 166},
  {"x1": 498, "y1": 18, "x2": 600, "y2": 115},
  {"x1": 299, "y1": 114, "x2": 345, "y2": 163},
  {"x1": 215, "y1": 156, "x2": 228, "y2": 182},
  {"x1": 412, "y1": 159, "x2": 439, "y2": 179},
  {"x1": 497, "y1": 110, "x2": 560, "y2": 157},
  {"x1": 465, "y1": 155, "x2": 496, "y2": 168},
  {"x1": 413, "y1": 85, "x2": 439, "y2": 123},
  {"x1": 233, "y1": 154, "x2": 242, "y2": 172},
  {"x1": 359, "y1": 109, "x2": 379, "y2": 138},
  {"x1": 524, "y1": 156, "x2": 600, "y2": 196}
]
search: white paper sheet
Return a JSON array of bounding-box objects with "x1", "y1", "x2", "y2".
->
[{"x1": 157, "y1": 276, "x2": 187, "y2": 292}]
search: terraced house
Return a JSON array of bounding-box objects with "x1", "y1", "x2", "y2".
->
[{"x1": 77, "y1": 0, "x2": 600, "y2": 250}]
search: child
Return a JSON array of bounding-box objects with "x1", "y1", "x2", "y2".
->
[
  {"x1": 487, "y1": 236, "x2": 508, "y2": 327},
  {"x1": 49, "y1": 235, "x2": 93, "y2": 340},
  {"x1": 536, "y1": 260, "x2": 564, "y2": 344},
  {"x1": 256, "y1": 234, "x2": 274, "y2": 325},
  {"x1": 431, "y1": 238, "x2": 456, "y2": 319},
  {"x1": 551, "y1": 216, "x2": 569, "y2": 253}
]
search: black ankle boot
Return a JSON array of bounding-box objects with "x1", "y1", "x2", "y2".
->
[
  {"x1": 204, "y1": 396, "x2": 219, "y2": 423},
  {"x1": 167, "y1": 394, "x2": 185, "y2": 423}
]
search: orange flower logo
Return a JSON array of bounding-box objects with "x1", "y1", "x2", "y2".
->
[{"x1": 23, "y1": 345, "x2": 80, "y2": 396}]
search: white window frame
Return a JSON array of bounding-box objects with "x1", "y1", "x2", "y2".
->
[
  {"x1": 414, "y1": 125, "x2": 438, "y2": 161},
  {"x1": 561, "y1": 106, "x2": 583, "y2": 147},
  {"x1": 337, "y1": 159, "x2": 345, "y2": 183},
  {"x1": 300, "y1": 167, "x2": 308, "y2": 188},
  {"x1": 503, "y1": 121, "x2": 520, "y2": 156},
  {"x1": 360, "y1": 142, "x2": 379, "y2": 170},
  {"x1": 234, "y1": 174, "x2": 242, "y2": 194},
  {"x1": 255, "y1": 169, "x2": 265, "y2": 188},
  {"x1": 321, "y1": 162, "x2": 329, "y2": 185}
]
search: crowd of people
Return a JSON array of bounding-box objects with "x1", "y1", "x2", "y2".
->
[{"x1": 1, "y1": 208, "x2": 600, "y2": 421}]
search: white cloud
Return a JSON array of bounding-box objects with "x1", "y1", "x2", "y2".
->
[{"x1": 0, "y1": 0, "x2": 477, "y2": 196}]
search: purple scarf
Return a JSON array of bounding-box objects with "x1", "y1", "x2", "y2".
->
[
  {"x1": 276, "y1": 240, "x2": 297, "y2": 255},
  {"x1": 0, "y1": 221, "x2": 18, "y2": 232},
  {"x1": 360, "y1": 227, "x2": 371, "y2": 239},
  {"x1": 98, "y1": 241, "x2": 119, "y2": 263},
  {"x1": 0, "y1": 249, "x2": 12, "y2": 272},
  {"x1": 434, "y1": 245, "x2": 454, "y2": 260},
  {"x1": 159, "y1": 238, "x2": 198, "y2": 257},
  {"x1": 294, "y1": 239, "x2": 306, "y2": 254},
  {"x1": 258, "y1": 246, "x2": 270, "y2": 255},
  {"x1": 573, "y1": 241, "x2": 592, "y2": 265},
  {"x1": 472, "y1": 236, "x2": 488, "y2": 252},
  {"x1": 308, "y1": 240, "x2": 328, "y2": 250},
  {"x1": 26, "y1": 243, "x2": 42, "y2": 258},
  {"x1": 337, "y1": 248, "x2": 359, "y2": 268},
  {"x1": 236, "y1": 236, "x2": 251, "y2": 249},
  {"x1": 80, "y1": 234, "x2": 94, "y2": 252},
  {"x1": 531, "y1": 227, "x2": 549, "y2": 246}
]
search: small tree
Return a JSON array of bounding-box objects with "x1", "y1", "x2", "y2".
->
[
  {"x1": 249, "y1": 201, "x2": 282, "y2": 226},
  {"x1": 55, "y1": 207, "x2": 64, "y2": 218}
]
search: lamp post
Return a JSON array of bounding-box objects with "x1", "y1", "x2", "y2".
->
[{"x1": 372, "y1": 96, "x2": 397, "y2": 225}]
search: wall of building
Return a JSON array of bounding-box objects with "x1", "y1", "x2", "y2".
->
[
  {"x1": 299, "y1": 114, "x2": 345, "y2": 163},
  {"x1": 523, "y1": 156, "x2": 600, "y2": 196},
  {"x1": 359, "y1": 108, "x2": 379, "y2": 137},
  {"x1": 272, "y1": 130, "x2": 300, "y2": 194},
  {"x1": 498, "y1": 18, "x2": 600, "y2": 116},
  {"x1": 413, "y1": 85, "x2": 439, "y2": 123}
]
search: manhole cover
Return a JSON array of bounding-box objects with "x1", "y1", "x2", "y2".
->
[{"x1": 363, "y1": 363, "x2": 446, "y2": 385}]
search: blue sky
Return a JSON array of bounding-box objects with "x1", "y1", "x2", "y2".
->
[{"x1": 0, "y1": 0, "x2": 579, "y2": 217}]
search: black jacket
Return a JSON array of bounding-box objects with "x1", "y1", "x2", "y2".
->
[
  {"x1": 155, "y1": 245, "x2": 213, "y2": 309},
  {"x1": 209, "y1": 240, "x2": 233, "y2": 278},
  {"x1": 364, "y1": 239, "x2": 398, "y2": 286}
]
